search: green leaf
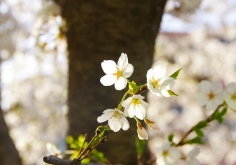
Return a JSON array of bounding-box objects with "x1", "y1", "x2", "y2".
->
[
  {"x1": 92, "y1": 149, "x2": 108, "y2": 163},
  {"x1": 66, "y1": 136, "x2": 74, "y2": 144},
  {"x1": 81, "y1": 158, "x2": 90, "y2": 164},
  {"x1": 167, "y1": 90, "x2": 179, "y2": 96},
  {"x1": 213, "y1": 107, "x2": 227, "y2": 124},
  {"x1": 70, "y1": 143, "x2": 79, "y2": 149},
  {"x1": 78, "y1": 135, "x2": 85, "y2": 146},
  {"x1": 194, "y1": 121, "x2": 208, "y2": 129},
  {"x1": 194, "y1": 129, "x2": 204, "y2": 137},
  {"x1": 168, "y1": 134, "x2": 174, "y2": 143},
  {"x1": 169, "y1": 68, "x2": 182, "y2": 79},
  {"x1": 97, "y1": 126, "x2": 110, "y2": 132},
  {"x1": 129, "y1": 81, "x2": 139, "y2": 94},
  {"x1": 184, "y1": 137, "x2": 204, "y2": 145}
]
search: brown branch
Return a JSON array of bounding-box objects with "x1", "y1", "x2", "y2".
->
[{"x1": 43, "y1": 155, "x2": 73, "y2": 165}]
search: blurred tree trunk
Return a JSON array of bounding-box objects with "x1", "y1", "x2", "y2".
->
[
  {"x1": 54, "y1": 0, "x2": 167, "y2": 164},
  {"x1": 0, "y1": 109, "x2": 22, "y2": 165}
]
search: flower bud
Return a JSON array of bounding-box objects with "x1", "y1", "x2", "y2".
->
[
  {"x1": 137, "y1": 122, "x2": 148, "y2": 140},
  {"x1": 144, "y1": 118, "x2": 160, "y2": 130}
]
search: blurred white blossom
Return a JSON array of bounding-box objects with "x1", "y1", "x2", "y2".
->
[
  {"x1": 156, "y1": 143, "x2": 181, "y2": 165},
  {"x1": 224, "y1": 82, "x2": 236, "y2": 111},
  {"x1": 197, "y1": 80, "x2": 224, "y2": 110},
  {"x1": 185, "y1": 148, "x2": 200, "y2": 165},
  {"x1": 46, "y1": 143, "x2": 62, "y2": 158}
]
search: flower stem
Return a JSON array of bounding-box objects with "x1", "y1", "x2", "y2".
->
[
  {"x1": 175, "y1": 104, "x2": 225, "y2": 147},
  {"x1": 117, "y1": 91, "x2": 130, "y2": 110}
]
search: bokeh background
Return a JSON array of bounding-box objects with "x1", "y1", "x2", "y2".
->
[{"x1": 0, "y1": 0, "x2": 236, "y2": 164}]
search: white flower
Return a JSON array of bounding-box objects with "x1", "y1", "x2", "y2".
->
[
  {"x1": 122, "y1": 94, "x2": 148, "y2": 120},
  {"x1": 100, "y1": 53, "x2": 134, "y2": 90},
  {"x1": 147, "y1": 66, "x2": 175, "y2": 97},
  {"x1": 46, "y1": 143, "x2": 62, "y2": 158},
  {"x1": 144, "y1": 118, "x2": 160, "y2": 130},
  {"x1": 156, "y1": 143, "x2": 181, "y2": 165},
  {"x1": 97, "y1": 109, "x2": 130, "y2": 132},
  {"x1": 197, "y1": 80, "x2": 224, "y2": 111},
  {"x1": 137, "y1": 122, "x2": 148, "y2": 140},
  {"x1": 186, "y1": 148, "x2": 200, "y2": 165},
  {"x1": 224, "y1": 82, "x2": 236, "y2": 110}
]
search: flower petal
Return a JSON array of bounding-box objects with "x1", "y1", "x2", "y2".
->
[
  {"x1": 117, "y1": 53, "x2": 128, "y2": 69},
  {"x1": 121, "y1": 116, "x2": 130, "y2": 130},
  {"x1": 187, "y1": 148, "x2": 200, "y2": 158},
  {"x1": 186, "y1": 158, "x2": 200, "y2": 165},
  {"x1": 108, "y1": 119, "x2": 121, "y2": 132},
  {"x1": 161, "y1": 89, "x2": 171, "y2": 97},
  {"x1": 135, "y1": 106, "x2": 146, "y2": 120},
  {"x1": 165, "y1": 148, "x2": 181, "y2": 164},
  {"x1": 206, "y1": 101, "x2": 218, "y2": 111},
  {"x1": 100, "y1": 75, "x2": 116, "y2": 86},
  {"x1": 146, "y1": 68, "x2": 153, "y2": 80},
  {"x1": 122, "y1": 97, "x2": 132, "y2": 107},
  {"x1": 126, "y1": 105, "x2": 135, "y2": 118},
  {"x1": 123, "y1": 64, "x2": 134, "y2": 78},
  {"x1": 97, "y1": 110, "x2": 114, "y2": 123},
  {"x1": 211, "y1": 81, "x2": 223, "y2": 93},
  {"x1": 101, "y1": 60, "x2": 117, "y2": 75},
  {"x1": 153, "y1": 66, "x2": 166, "y2": 80},
  {"x1": 224, "y1": 82, "x2": 236, "y2": 110},
  {"x1": 197, "y1": 93, "x2": 208, "y2": 106},
  {"x1": 115, "y1": 77, "x2": 127, "y2": 90},
  {"x1": 199, "y1": 80, "x2": 211, "y2": 94},
  {"x1": 137, "y1": 127, "x2": 148, "y2": 140},
  {"x1": 161, "y1": 77, "x2": 175, "y2": 90}
]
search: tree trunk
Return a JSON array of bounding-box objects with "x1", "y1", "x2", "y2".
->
[
  {"x1": 54, "y1": 1, "x2": 167, "y2": 164},
  {"x1": 0, "y1": 109, "x2": 22, "y2": 165}
]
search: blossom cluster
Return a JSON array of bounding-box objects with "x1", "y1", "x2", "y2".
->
[
  {"x1": 97, "y1": 53, "x2": 176, "y2": 140},
  {"x1": 197, "y1": 80, "x2": 236, "y2": 111},
  {"x1": 96, "y1": 53, "x2": 236, "y2": 165}
]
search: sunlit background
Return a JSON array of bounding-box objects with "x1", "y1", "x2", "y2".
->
[{"x1": 0, "y1": 0, "x2": 236, "y2": 164}]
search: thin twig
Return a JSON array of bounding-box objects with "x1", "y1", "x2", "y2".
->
[{"x1": 175, "y1": 104, "x2": 224, "y2": 146}]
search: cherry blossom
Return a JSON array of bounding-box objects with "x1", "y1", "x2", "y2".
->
[
  {"x1": 156, "y1": 143, "x2": 181, "y2": 165},
  {"x1": 97, "y1": 109, "x2": 130, "y2": 132},
  {"x1": 197, "y1": 80, "x2": 224, "y2": 111},
  {"x1": 146, "y1": 66, "x2": 175, "y2": 97},
  {"x1": 122, "y1": 94, "x2": 148, "y2": 120},
  {"x1": 224, "y1": 82, "x2": 236, "y2": 110},
  {"x1": 100, "y1": 53, "x2": 134, "y2": 90}
]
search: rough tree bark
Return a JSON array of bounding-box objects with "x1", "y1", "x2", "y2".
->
[
  {"x1": 0, "y1": 109, "x2": 22, "y2": 165},
  {"x1": 54, "y1": 1, "x2": 167, "y2": 164}
]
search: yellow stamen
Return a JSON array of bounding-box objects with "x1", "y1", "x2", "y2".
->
[
  {"x1": 163, "y1": 150, "x2": 169, "y2": 157},
  {"x1": 131, "y1": 98, "x2": 141, "y2": 107},
  {"x1": 151, "y1": 77, "x2": 159, "y2": 88},
  {"x1": 208, "y1": 92, "x2": 215, "y2": 100},
  {"x1": 112, "y1": 111, "x2": 121, "y2": 119},
  {"x1": 231, "y1": 93, "x2": 236, "y2": 101},
  {"x1": 114, "y1": 68, "x2": 122, "y2": 79}
]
